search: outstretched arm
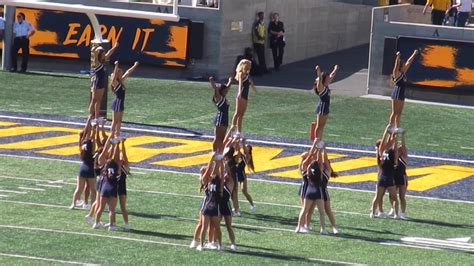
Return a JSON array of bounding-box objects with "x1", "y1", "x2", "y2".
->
[
  {"x1": 111, "y1": 61, "x2": 120, "y2": 86},
  {"x1": 225, "y1": 76, "x2": 233, "y2": 88},
  {"x1": 249, "y1": 79, "x2": 257, "y2": 93},
  {"x1": 327, "y1": 65, "x2": 339, "y2": 84},
  {"x1": 314, "y1": 65, "x2": 323, "y2": 93},
  {"x1": 403, "y1": 49, "x2": 419, "y2": 72},
  {"x1": 392, "y1": 52, "x2": 401, "y2": 79},
  {"x1": 105, "y1": 42, "x2": 119, "y2": 61},
  {"x1": 98, "y1": 134, "x2": 113, "y2": 165},
  {"x1": 122, "y1": 61, "x2": 139, "y2": 81},
  {"x1": 209, "y1": 76, "x2": 220, "y2": 101}
]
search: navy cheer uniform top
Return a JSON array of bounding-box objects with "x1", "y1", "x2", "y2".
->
[
  {"x1": 316, "y1": 85, "x2": 330, "y2": 115},
  {"x1": 235, "y1": 155, "x2": 248, "y2": 182},
  {"x1": 218, "y1": 185, "x2": 232, "y2": 216},
  {"x1": 100, "y1": 160, "x2": 119, "y2": 198},
  {"x1": 202, "y1": 177, "x2": 221, "y2": 217},
  {"x1": 78, "y1": 140, "x2": 95, "y2": 178},
  {"x1": 213, "y1": 96, "x2": 229, "y2": 127},
  {"x1": 111, "y1": 83, "x2": 125, "y2": 112},
  {"x1": 391, "y1": 73, "x2": 406, "y2": 101},
  {"x1": 90, "y1": 63, "x2": 106, "y2": 90},
  {"x1": 378, "y1": 149, "x2": 395, "y2": 188},
  {"x1": 394, "y1": 156, "x2": 407, "y2": 186},
  {"x1": 240, "y1": 75, "x2": 251, "y2": 100}
]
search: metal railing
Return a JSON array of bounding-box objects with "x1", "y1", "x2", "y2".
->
[{"x1": 125, "y1": 0, "x2": 220, "y2": 10}]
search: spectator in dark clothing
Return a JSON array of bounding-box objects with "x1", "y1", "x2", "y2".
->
[
  {"x1": 268, "y1": 13, "x2": 285, "y2": 71},
  {"x1": 252, "y1": 11, "x2": 268, "y2": 74},
  {"x1": 236, "y1": 47, "x2": 261, "y2": 76},
  {"x1": 423, "y1": 0, "x2": 451, "y2": 25}
]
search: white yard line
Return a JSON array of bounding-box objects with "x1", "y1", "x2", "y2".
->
[
  {"x1": 18, "y1": 187, "x2": 45, "y2": 192},
  {"x1": 36, "y1": 184, "x2": 63, "y2": 188},
  {"x1": 0, "y1": 189, "x2": 27, "y2": 194},
  {"x1": 0, "y1": 253, "x2": 92, "y2": 265},
  {"x1": 362, "y1": 95, "x2": 474, "y2": 110},
  {"x1": 0, "y1": 114, "x2": 472, "y2": 164}
]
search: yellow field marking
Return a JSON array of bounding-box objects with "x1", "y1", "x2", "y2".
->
[
  {"x1": 331, "y1": 157, "x2": 377, "y2": 172},
  {"x1": 268, "y1": 153, "x2": 347, "y2": 179},
  {"x1": 38, "y1": 146, "x2": 79, "y2": 156},
  {"x1": 0, "y1": 126, "x2": 78, "y2": 138},
  {"x1": 153, "y1": 153, "x2": 211, "y2": 167},
  {"x1": 407, "y1": 165, "x2": 474, "y2": 191},
  {"x1": 0, "y1": 122, "x2": 20, "y2": 127},
  {"x1": 0, "y1": 135, "x2": 78, "y2": 150}
]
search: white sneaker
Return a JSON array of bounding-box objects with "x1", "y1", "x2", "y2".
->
[
  {"x1": 189, "y1": 240, "x2": 198, "y2": 249},
  {"x1": 85, "y1": 215, "x2": 94, "y2": 225},
  {"x1": 295, "y1": 227, "x2": 301, "y2": 233},
  {"x1": 230, "y1": 244, "x2": 237, "y2": 251},
  {"x1": 82, "y1": 203, "x2": 91, "y2": 209},
  {"x1": 233, "y1": 210, "x2": 241, "y2": 217},
  {"x1": 400, "y1": 213, "x2": 408, "y2": 220},
  {"x1": 393, "y1": 215, "x2": 400, "y2": 220},
  {"x1": 369, "y1": 212, "x2": 375, "y2": 218},
  {"x1": 104, "y1": 223, "x2": 111, "y2": 228},
  {"x1": 332, "y1": 227, "x2": 339, "y2": 235},
  {"x1": 250, "y1": 205, "x2": 256, "y2": 212},
  {"x1": 205, "y1": 242, "x2": 218, "y2": 250},
  {"x1": 196, "y1": 245, "x2": 203, "y2": 251},
  {"x1": 376, "y1": 212, "x2": 388, "y2": 218},
  {"x1": 217, "y1": 244, "x2": 223, "y2": 251},
  {"x1": 299, "y1": 227, "x2": 309, "y2": 233},
  {"x1": 320, "y1": 228, "x2": 329, "y2": 235},
  {"x1": 108, "y1": 225, "x2": 119, "y2": 231},
  {"x1": 388, "y1": 208, "x2": 395, "y2": 217},
  {"x1": 92, "y1": 222, "x2": 103, "y2": 229},
  {"x1": 123, "y1": 223, "x2": 132, "y2": 230},
  {"x1": 304, "y1": 224, "x2": 313, "y2": 231}
]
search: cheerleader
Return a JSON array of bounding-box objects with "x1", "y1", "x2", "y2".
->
[
  {"x1": 231, "y1": 138, "x2": 256, "y2": 215},
  {"x1": 311, "y1": 65, "x2": 338, "y2": 148},
  {"x1": 218, "y1": 163, "x2": 237, "y2": 251},
  {"x1": 89, "y1": 43, "x2": 118, "y2": 119},
  {"x1": 70, "y1": 120, "x2": 97, "y2": 209},
  {"x1": 389, "y1": 132, "x2": 408, "y2": 220},
  {"x1": 314, "y1": 149, "x2": 338, "y2": 235},
  {"x1": 370, "y1": 126, "x2": 400, "y2": 219},
  {"x1": 298, "y1": 151, "x2": 313, "y2": 230},
  {"x1": 197, "y1": 154, "x2": 224, "y2": 251},
  {"x1": 110, "y1": 61, "x2": 139, "y2": 136},
  {"x1": 389, "y1": 50, "x2": 418, "y2": 128},
  {"x1": 209, "y1": 76, "x2": 233, "y2": 153},
  {"x1": 118, "y1": 138, "x2": 131, "y2": 229},
  {"x1": 232, "y1": 59, "x2": 256, "y2": 134}
]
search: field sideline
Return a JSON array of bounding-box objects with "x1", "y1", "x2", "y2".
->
[{"x1": 0, "y1": 71, "x2": 473, "y2": 265}]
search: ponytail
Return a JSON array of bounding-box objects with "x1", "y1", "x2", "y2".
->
[{"x1": 246, "y1": 145, "x2": 255, "y2": 173}]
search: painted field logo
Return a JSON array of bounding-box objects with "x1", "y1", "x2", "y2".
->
[{"x1": 0, "y1": 117, "x2": 473, "y2": 198}]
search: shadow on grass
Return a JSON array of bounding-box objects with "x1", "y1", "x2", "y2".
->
[
  {"x1": 406, "y1": 218, "x2": 474, "y2": 229},
  {"x1": 129, "y1": 228, "x2": 192, "y2": 241},
  {"x1": 342, "y1": 226, "x2": 404, "y2": 236},
  {"x1": 122, "y1": 120, "x2": 204, "y2": 136},
  {"x1": 243, "y1": 212, "x2": 297, "y2": 227}
]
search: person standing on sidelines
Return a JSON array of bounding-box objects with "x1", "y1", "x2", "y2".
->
[
  {"x1": 268, "y1": 13, "x2": 285, "y2": 71},
  {"x1": 11, "y1": 12, "x2": 35, "y2": 73},
  {"x1": 453, "y1": 0, "x2": 472, "y2": 27},
  {"x1": 252, "y1": 11, "x2": 269, "y2": 74},
  {"x1": 423, "y1": 0, "x2": 451, "y2": 25},
  {"x1": 0, "y1": 16, "x2": 5, "y2": 40}
]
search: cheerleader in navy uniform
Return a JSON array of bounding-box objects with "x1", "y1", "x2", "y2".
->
[
  {"x1": 197, "y1": 154, "x2": 224, "y2": 251},
  {"x1": 93, "y1": 134, "x2": 121, "y2": 230},
  {"x1": 231, "y1": 138, "x2": 256, "y2": 214},
  {"x1": 218, "y1": 166, "x2": 237, "y2": 251},
  {"x1": 389, "y1": 50, "x2": 418, "y2": 128},
  {"x1": 89, "y1": 43, "x2": 118, "y2": 119},
  {"x1": 209, "y1": 76, "x2": 233, "y2": 153},
  {"x1": 298, "y1": 151, "x2": 314, "y2": 230},
  {"x1": 370, "y1": 126, "x2": 400, "y2": 219},
  {"x1": 389, "y1": 133, "x2": 409, "y2": 220},
  {"x1": 118, "y1": 138, "x2": 131, "y2": 229},
  {"x1": 311, "y1": 65, "x2": 338, "y2": 147},
  {"x1": 110, "y1": 61, "x2": 139, "y2": 136},
  {"x1": 70, "y1": 120, "x2": 97, "y2": 209},
  {"x1": 232, "y1": 59, "x2": 256, "y2": 134}
]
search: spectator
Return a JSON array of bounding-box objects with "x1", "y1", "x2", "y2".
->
[
  {"x1": 423, "y1": 0, "x2": 451, "y2": 25},
  {"x1": 11, "y1": 12, "x2": 35, "y2": 73},
  {"x1": 453, "y1": 0, "x2": 472, "y2": 27},
  {"x1": 0, "y1": 15, "x2": 4, "y2": 40},
  {"x1": 445, "y1": 0, "x2": 457, "y2": 26},
  {"x1": 252, "y1": 11, "x2": 268, "y2": 74},
  {"x1": 268, "y1": 12, "x2": 285, "y2": 71},
  {"x1": 236, "y1": 47, "x2": 261, "y2": 76}
]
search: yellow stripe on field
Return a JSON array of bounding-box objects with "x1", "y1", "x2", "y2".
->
[
  {"x1": 38, "y1": 146, "x2": 78, "y2": 156},
  {"x1": 0, "y1": 122, "x2": 20, "y2": 127},
  {"x1": 153, "y1": 153, "x2": 211, "y2": 167},
  {"x1": 331, "y1": 157, "x2": 377, "y2": 172},
  {"x1": 407, "y1": 165, "x2": 474, "y2": 191},
  {"x1": 0, "y1": 134, "x2": 78, "y2": 150},
  {"x1": 0, "y1": 126, "x2": 79, "y2": 138},
  {"x1": 268, "y1": 153, "x2": 347, "y2": 179}
]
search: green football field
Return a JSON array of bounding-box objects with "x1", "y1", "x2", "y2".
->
[
  {"x1": 0, "y1": 71, "x2": 473, "y2": 265},
  {"x1": 0, "y1": 71, "x2": 473, "y2": 155},
  {"x1": 0, "y1": 156, "x2": 473, "y2": 265}
]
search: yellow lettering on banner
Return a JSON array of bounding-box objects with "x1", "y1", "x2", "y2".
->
[
  {"x1": 63, "y1": 23, "x2": 81, "y2": 45},
  {"x1": 331, "y1": 157, "x2": 377, "y2": 172},
  {"x1": 0, "y1": 126, "x2": 79, "y2": 139},
  {"x1": 0, "y1": 134, "x2": 78, "y2": 150},
  {"x1": 132, "y1": 28, "x2": 141, "y2": 50},
  {"x1": 407, "y1": 165, "x2": 474, "y2": 191},
  {"x1": 0, "y1": 122, "x2": 20, "y2": 127},
  {"x1": 268, "y1": 153, "x2": 347, "y2": 179},
  {"x1": 78, "y1": 24, "x2": 92, "y2": 47},
  {"x1": 153, "y1": 153, "x2": 211, "y2": 168},
  {"x1": 124, "y1": 136, "x2": 211, "y2": 163},
  {"x1": 107, "y1": 26, "x2": 123, "y2": 45},
  {"x1": 141, "y1": 28, "x2": 155, "y2": 51},
  {"x1": 100, "y1": 25, "x2": 107, "y2": 36}
]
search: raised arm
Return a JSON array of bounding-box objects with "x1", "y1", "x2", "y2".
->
[
  {"x1": 314, "y1": 65, "x2": 323, "y2": 93},
  {"x1": 105, "y1": 42, "x2": 119, "y2": 61},
  {"x1": 403, "y1": 49, "x2": 419, "y2": 72},
  {"x1": 327, "y1": 65, "x2": 339, "y2": 84},
  {"x1": 392, "y1": 52, "x2": 401, "y2": 79},
  {"x1": 209, "y1": 76, "x2": 220, "y2": 101},
  {"x1": 98, "y1": 134, "x2": 113, "y2": 165},
  {"x1": 122, "y1": 61, "x2": 139, "y2": 81}
]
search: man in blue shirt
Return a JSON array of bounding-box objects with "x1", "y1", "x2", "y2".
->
[{"x1": 11, "y1": 12, "x2": 35, "y2": 72}]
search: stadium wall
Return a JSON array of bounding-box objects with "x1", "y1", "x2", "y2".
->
[{"x1": 368, "y1": 4, "x2": 474, "y2": 106}]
